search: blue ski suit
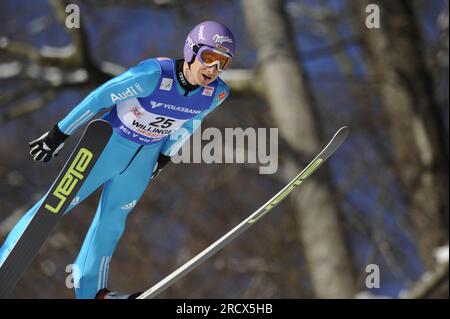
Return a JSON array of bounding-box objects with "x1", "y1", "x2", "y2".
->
[{"x1": 0, "y1": 58, "x2": 229, "y2": 298}]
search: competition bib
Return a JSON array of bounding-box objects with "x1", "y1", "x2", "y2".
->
[{"x1": 115, "y1": 98, "x2": 188, "y2": 142}]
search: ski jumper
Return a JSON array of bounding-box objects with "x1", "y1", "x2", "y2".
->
[{"x1": 0, "y1": 58, "x2": 229, "y2": 298}]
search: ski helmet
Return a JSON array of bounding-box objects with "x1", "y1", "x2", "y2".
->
[{"x1": 184, "y1": 21, "x2": 236, "y2": 64}]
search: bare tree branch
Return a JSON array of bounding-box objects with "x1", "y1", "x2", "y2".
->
[{"x1": 0, "y1": 91, "x2": 56, "y2": 125}]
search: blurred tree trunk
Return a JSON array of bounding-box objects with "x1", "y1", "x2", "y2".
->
[
  {"x1": 356, "y1": 0, "x2": 449, "y2": 270},
  {"x1": 242, "y1": 0, "x2": 356, "y2": 298}
]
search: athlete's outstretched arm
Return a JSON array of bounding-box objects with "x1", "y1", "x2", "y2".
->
[{"x1": 58, "y1": 59, "x2": 160, "y2": 136}]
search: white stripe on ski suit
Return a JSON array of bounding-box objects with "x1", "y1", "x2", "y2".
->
[
  {"x1": 66, "y1": 110, "x2": 94, "y2": 135},
  {"x1": 97, "y1": 256, "x2": 111, "y2": 291}
]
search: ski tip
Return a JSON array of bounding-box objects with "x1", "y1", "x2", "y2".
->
[
  {"x1": 334, "y1": 126, "x2": 349, "y2": 138},
  {"x1": 89, "y1": 119, "x2": 112, "y2": 127},
  {"x1": 87, "y1": 119, "x2": 113, "y2": 134},
  {"x1": 327, "y1": 126, "x2": 349, "y2": 149}
]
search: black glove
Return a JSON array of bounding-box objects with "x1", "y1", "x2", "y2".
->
[
  {"x1": 29, "y1": 125, "x2": 69, "y2": 162},
  {"x1": 152, "y1": 153, "x2": 171, "y2": 178}
]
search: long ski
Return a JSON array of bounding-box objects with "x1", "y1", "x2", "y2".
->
[
  {"x1": 0, "y1": 119, "x2": 112, "y2": 298},
  {"x1": 138, "y1": 126, "x2": 349, "y2": 299}
]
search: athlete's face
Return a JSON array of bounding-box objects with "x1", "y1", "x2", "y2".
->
[{"x1": 188, "y1": 57, "x2": 221, "y2": 86}]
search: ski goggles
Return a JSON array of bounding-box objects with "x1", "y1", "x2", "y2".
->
[{"x1": 197, "y1": 46, "x2": 232, "y2": 72}]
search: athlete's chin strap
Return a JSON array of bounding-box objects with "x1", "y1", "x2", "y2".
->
[
  {"x1": 177, "y1": 59, "x2": 199, "y2": 94},
  {"x1": 187, "y1": 44, "x2": 202, "y2": 69}
]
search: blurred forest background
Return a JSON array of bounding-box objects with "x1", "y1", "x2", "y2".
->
[{"x1": 0, "y1": 0, "x2": 448, "y2": 298}]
